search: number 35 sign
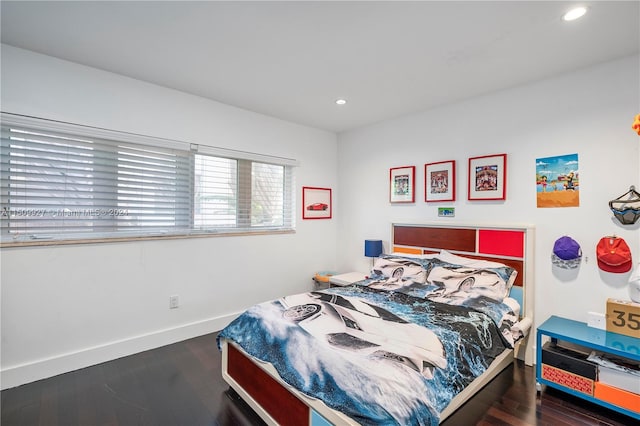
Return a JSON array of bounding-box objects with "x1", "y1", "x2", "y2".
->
[{"x1": 606, "y1": 298, "x2": 640, "y2": 339}]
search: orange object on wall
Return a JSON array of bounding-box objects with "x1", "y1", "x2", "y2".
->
[
  {"x1": 594, "y1": 382, "x2": 640, "y2": 414},
  {"x1": 632, "y1": 114, "x2": 640, "y2": 136}
]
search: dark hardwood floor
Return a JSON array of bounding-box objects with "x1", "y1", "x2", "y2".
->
[{"x1": 2, "y1": 332, "x2": 637, "y2": 426}]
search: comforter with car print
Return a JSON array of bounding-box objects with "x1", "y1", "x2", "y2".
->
[{"x1": 218, "y1": 283, "x2": 520, "y2": 426}]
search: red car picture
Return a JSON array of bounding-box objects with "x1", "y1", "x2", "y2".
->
[{"x1": 306, "y1": 203, "x2": 329, "y2": 211}]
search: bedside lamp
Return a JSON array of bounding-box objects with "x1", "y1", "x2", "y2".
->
[{"x1": 364, "y1": 239, "x2": 383, "y2": 267}]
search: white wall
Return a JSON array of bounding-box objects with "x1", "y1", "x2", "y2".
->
[
  {"x1": 336, "y1": 55, "x2": 640, "y2": 341},
  {"x1": 0, "y1": 45, "x2": 339, "y2": 388},
  {"x1": 2, "y1": 45, "x2": 638, "y2": 390}
]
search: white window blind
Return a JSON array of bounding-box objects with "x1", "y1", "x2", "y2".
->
[
  {"x1": 1, "y1": 113, "x2": 296, "y2": 244},
  {"x1": 116, "y1": 143, "x2": 191, "y2": 231},
  {"x1": 251, "y1": 162, "x2": 287, "y2": 227},
  {"x1": 194, "y1": 155, "x2": 238, "y2": 228}
]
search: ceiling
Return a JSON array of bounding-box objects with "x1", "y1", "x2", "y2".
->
[{"x1": 1, "y1": 1, "x2": 639, "y2": 133}]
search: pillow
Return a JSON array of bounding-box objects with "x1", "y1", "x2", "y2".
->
[
  {"x1": 366, "y1": 252, "x2": 517, "y2": 304},
  {"x1": 368, "y1": 255, "x2": 428, "y2": 290},
  {"x1": 426, "y1": 251, "x2": 518, "y2": 303},
  {"x1": 370, "y1": 253, "x2": 438, "y2": 276},
  {"x1": 437, "y1": 250, "x2": 518, "y2": 292}
]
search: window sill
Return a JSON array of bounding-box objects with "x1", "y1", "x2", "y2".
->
[{"x1": 0, "y1": 229, "x2": 296, "y2": 248}]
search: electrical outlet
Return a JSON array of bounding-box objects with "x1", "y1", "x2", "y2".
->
[
  {"x1": 587, "y1": 311, "x2": 606, "y2": 330},
  {"x1": 169, "y1": 295, "x2": 179, "y2": 309}
]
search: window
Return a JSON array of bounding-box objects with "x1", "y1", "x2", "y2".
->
[{"x1": 0, "y1": 113, "x2": 296, "y2": 244}]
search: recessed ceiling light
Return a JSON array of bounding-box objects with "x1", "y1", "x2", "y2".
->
[
  {"x1": 335, "y1": 99, "x2": 347, "y2": 105},
  {"x1": 563, "y1": 6, "x2": 587, "y2": 21}
]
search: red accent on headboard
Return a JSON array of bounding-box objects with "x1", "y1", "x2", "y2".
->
[{"x1": 478, "y1": 229, "x2": 524, "y2": 258}]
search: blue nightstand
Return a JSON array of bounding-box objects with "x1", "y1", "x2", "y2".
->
[{"x1": 536, "y1": 315, "x2": 639, "y2": 420}]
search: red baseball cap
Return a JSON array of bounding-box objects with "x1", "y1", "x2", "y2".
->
[{"x1": 597, "y1": 236, "x2": 632, "y2": 273}]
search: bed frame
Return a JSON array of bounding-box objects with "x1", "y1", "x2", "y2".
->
[{"x1": 220, "y1": 223, "x2": 535, "y2": 425}]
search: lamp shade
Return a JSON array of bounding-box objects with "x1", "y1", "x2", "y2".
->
[{"x1": 364, "y1": 239, "x2": 383, "y2": 258}]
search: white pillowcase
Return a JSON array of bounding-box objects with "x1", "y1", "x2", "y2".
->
[
  {"x1": 435, "y1": 250, "x2": 518, "y2": 300},
  {"x1": 371, "y1": 255, "x2": 428, "y2": 283}
]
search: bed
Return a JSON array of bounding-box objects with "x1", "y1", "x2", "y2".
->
[{"x1": 218, "y1": 223, "x2": 535, "y2": 425}]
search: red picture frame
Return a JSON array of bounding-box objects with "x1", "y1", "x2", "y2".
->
[
  {"x1": 302, "y1": 186, "x2": 332, "y2": 219},
  {"x1": 468, "y1": 154, "x2": 507, "y2": 201},
  {"x1": 390, "y1": 166, "x2": 415, "y2": 203},
  {"x1": 425, "y1": 160, "x2": 456, "y2": 202}
]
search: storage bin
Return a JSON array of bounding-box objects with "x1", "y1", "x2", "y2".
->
[
  {"x1": 542, "y1": 342, "x2": 597, "y2": 379},
  {"x1": 587, "y1": 351, "x2": 640, "y2": 394},
  {"x1": 598, "y1": 363, "x2": 640, "y2": 394},
  {"x1": 541, "y1": 342, "x2": 597, "y2": 395}
]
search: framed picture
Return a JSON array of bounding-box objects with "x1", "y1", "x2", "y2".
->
[
  {"x1": 302, "y1": 186, "x2": 332, "y2": 219},
  {"x1": 425, "y1": 160, "x2": 456, "y2": 202},
  {"x1": 389, "y1": 166, "x2": 415, "y2": 203},
  {"x1": 468, "y1": 154, "x2": 507, "y2": 200}
]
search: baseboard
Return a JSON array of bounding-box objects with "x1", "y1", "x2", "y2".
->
[{"x1": 1, "y1": 312, "x2": 241, "y2": 390}]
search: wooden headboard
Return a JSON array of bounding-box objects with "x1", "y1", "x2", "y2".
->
[{"x1": 391, "y1": 222, "x2": 535, "y2": 365}]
